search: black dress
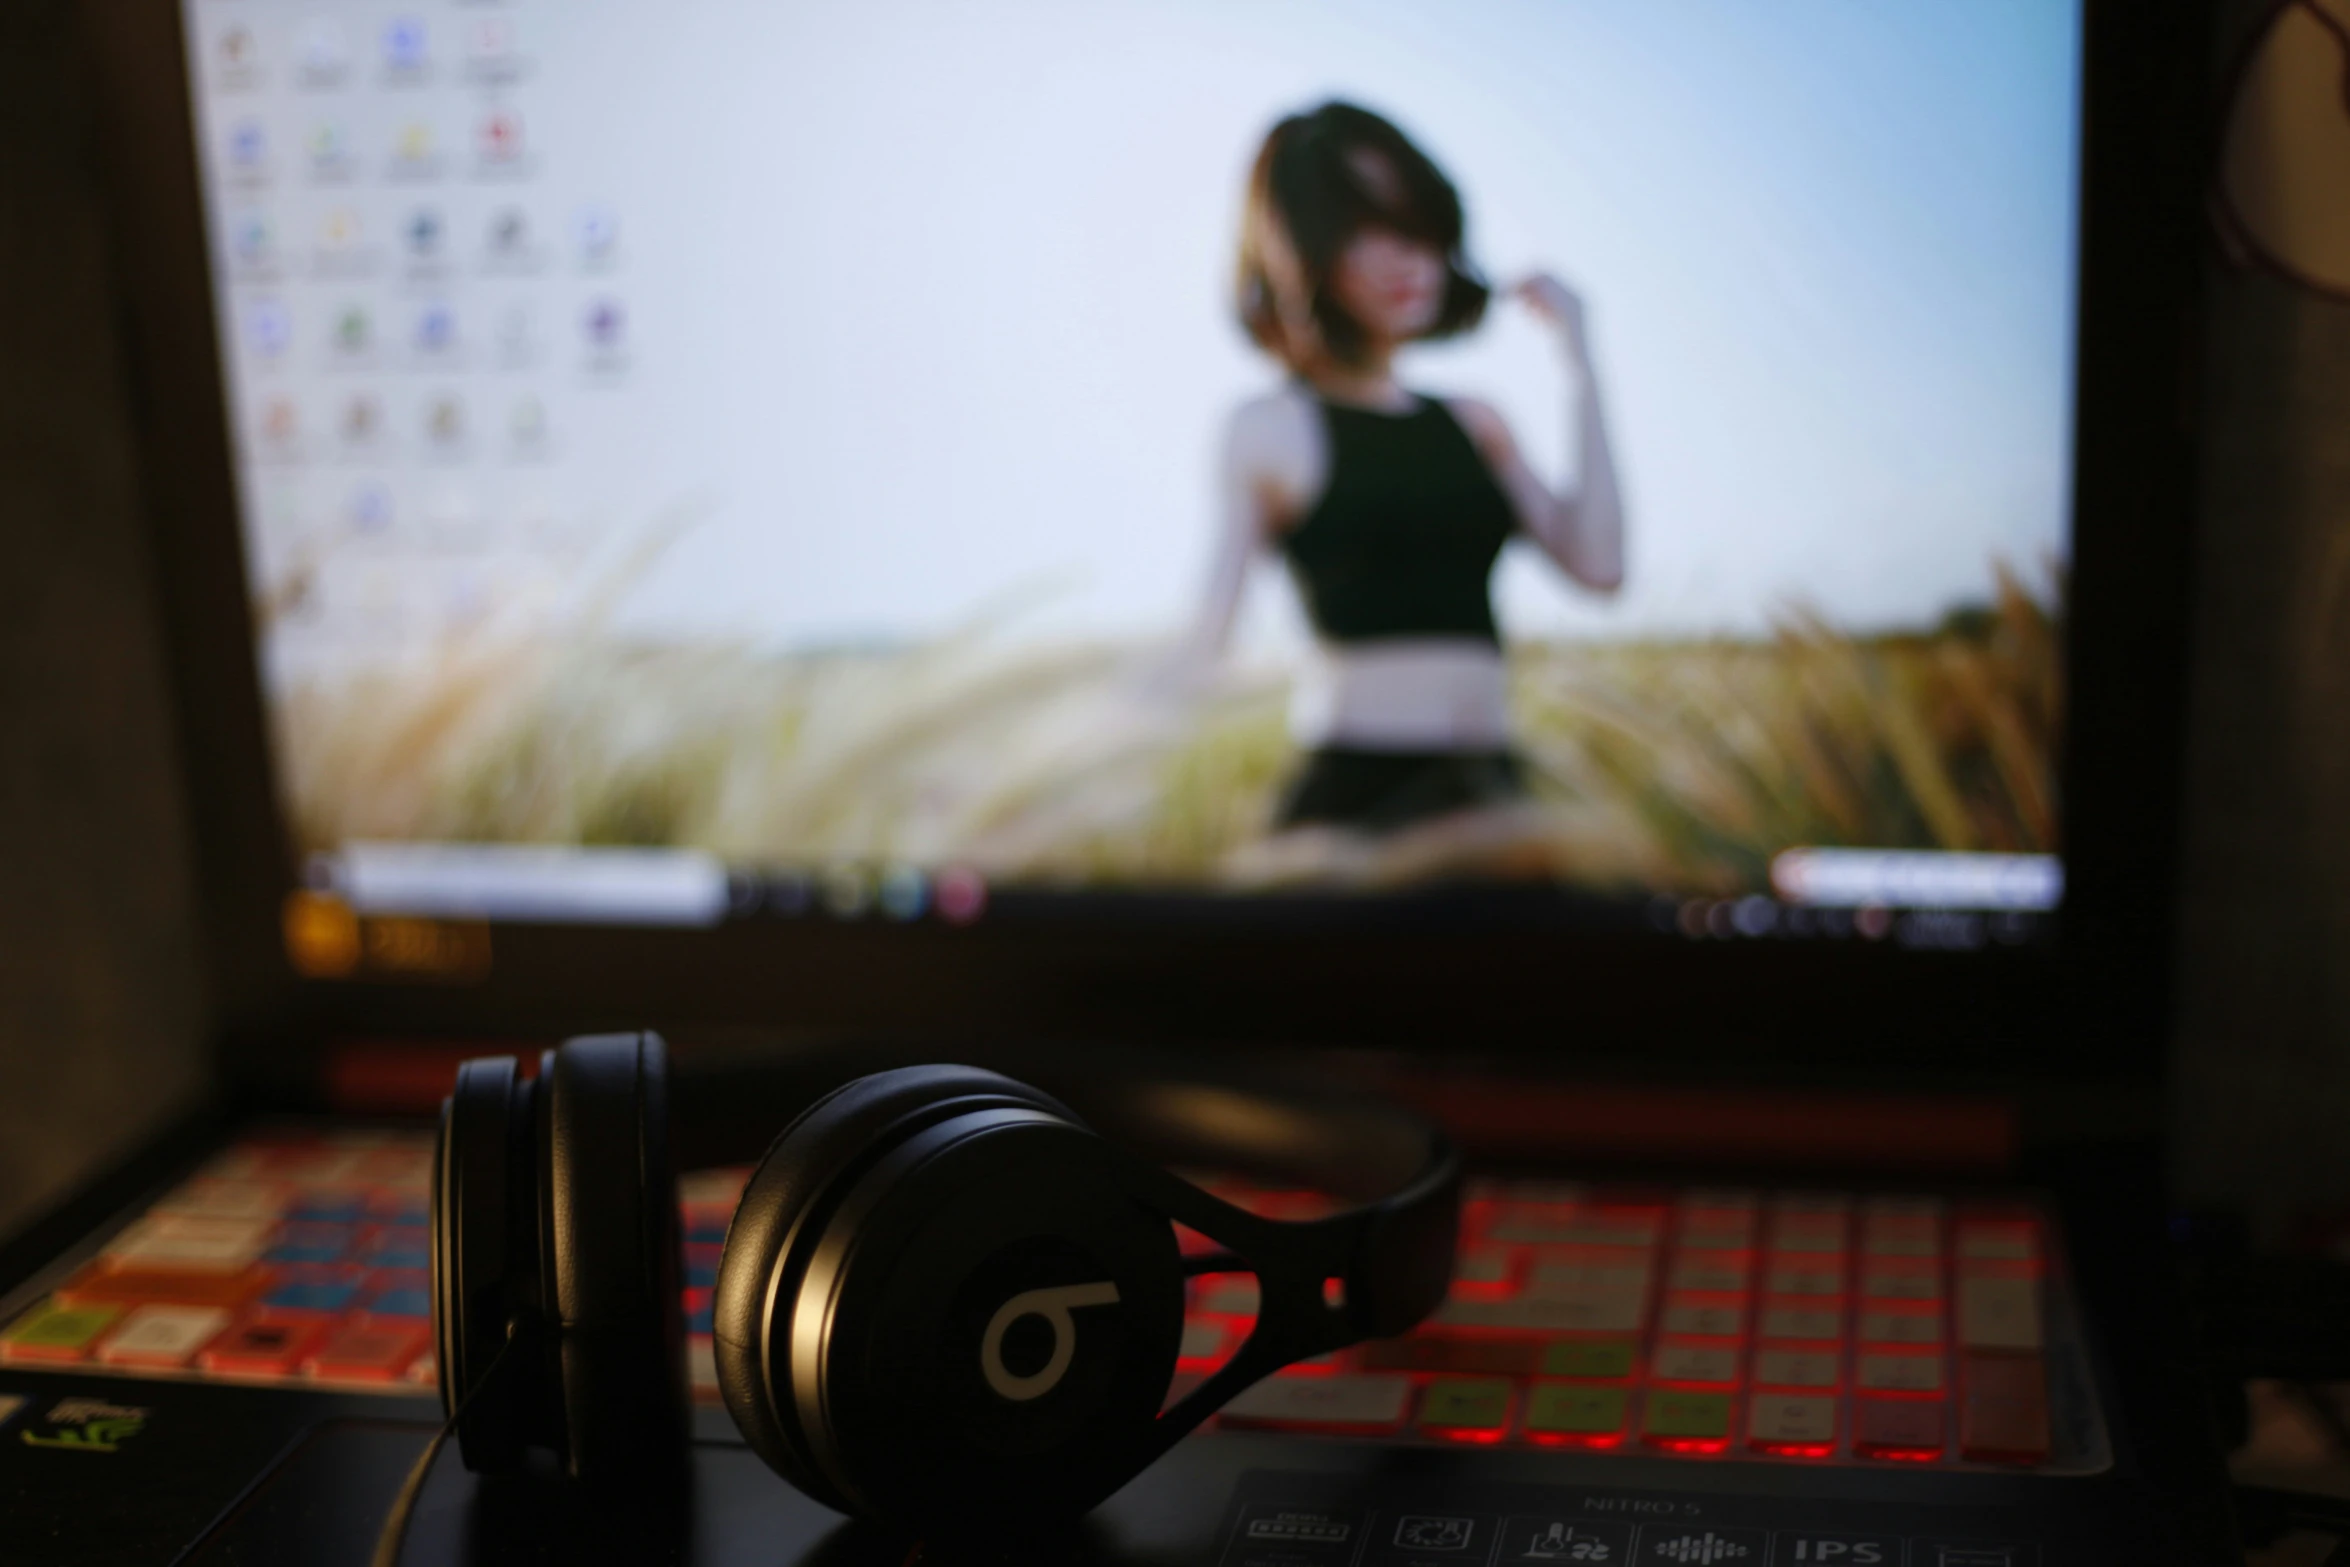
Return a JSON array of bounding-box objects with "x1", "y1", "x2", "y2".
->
[{"x1": 1271, "y1": 393, "x2": 1528, "y2": 833}]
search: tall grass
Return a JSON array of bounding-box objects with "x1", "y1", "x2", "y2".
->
[{"x1": 271, "y1": 568, "x2": 2061, "y2": 895}]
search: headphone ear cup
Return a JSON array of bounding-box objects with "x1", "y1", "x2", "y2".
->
[
  {"x1": 433, "y1": 1055, "x2": 540, "y2": 1472},
  {"x1": 712, "y1": 1066, "x2": 1075, "y2": 1512},
  {"x1": 541, "y1": 1032, "x2": 688, "y2": 1480}
]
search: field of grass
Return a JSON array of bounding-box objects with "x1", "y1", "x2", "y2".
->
[{"x1": 269, "y1": 561, "x2": 2061, "y2": 897}]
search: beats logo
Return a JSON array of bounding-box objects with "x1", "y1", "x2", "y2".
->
[{"x1": 979, "y1": 1282, "x2": 1122, "y2": 1401}]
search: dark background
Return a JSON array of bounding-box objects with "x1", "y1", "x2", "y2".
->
[{"x1": 1, "y1": 0, "x2": 2344, "y2": 1237}]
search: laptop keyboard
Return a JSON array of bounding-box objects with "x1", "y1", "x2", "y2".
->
[{"x1": 0, "y1": 1130, "x2": 2099, "y2": 1475}]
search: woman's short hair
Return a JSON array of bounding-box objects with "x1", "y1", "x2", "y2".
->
[{"x1": 1237, "y1": 101, "x2": 1491, "y2": 371}]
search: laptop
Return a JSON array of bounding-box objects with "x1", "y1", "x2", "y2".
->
[{"x1": 1, "y1": 1, "x2": 2225, "y2": 1561}]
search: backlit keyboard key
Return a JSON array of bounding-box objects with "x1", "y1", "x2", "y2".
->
[
  {"x1": 54, "y1": 1264, "x2": 269, "y2": 1311},
  {"x1": 1652, "y1": 1342, "x2": 1740, "y2": 1386},
  {"x1": 200, "y1": 1314, "x2": 329, "y2": 1378},
  {"x1": 1669, "y1": 1257, "x2": 1749, "y2": 1293},
  {"x1": 1223, "y1": 1373, "x2": 1412, "y2": 1433},
  {"x1": 1863, "y1": 1217, "x2": 1941, "y2": 1257},
  {"x1": 1955, "y1": 1222, "x2": 2039, "y2": 1262},
  {"x1": 1861, "y1": 1263, "x2": 1942, "y2": 1301},
  {"x1": 152, "y1": 1180, "x2": 287, "y2": 1222},
  {"x1": 1956, "y1": 1275, "x2": 2042, "y2": 1350},
  {"x1": 1960, "y1": 1354, "x2": 2051, "y2": 1463},
  {"x1": 1178, "y1": 1318, "x2": 1229, "y2": 1367},
  {"x1": 1541, "y1": 1339, "x2": 1635, "y2": 1380},
  {"x1": 1759, "y1": 1305, "x2": 1842, "y2": 1341},
  {"x1": 362, "y1": 1227, "x2": 430, "y2": 1271},
  {"x1": 1748, "y1": 1392, "x2": 1837, "y2": 1453},
  {"x1": 1418, "y1": 1377, "x2": 1513, "y2": 1439},
  {"x1": 267, "y1": 1223, "x2": 357, "y2": 1265},
  {"x1": 102, "y1": 1215, "x2": 271, "y2": 1274},
  {"x1": 303, "y1": 1321, "x2": 430, "y2": 1383},
  {"x1": 1453, "y1": 1246, "x2": 1515, "y2": 1292},
  {"x1": 689, "y1": 1337, "x2": 719, "y2": 1395},
  {"x1": 1, "y1": 1302, "x2": 122, "y2": 1363},
  {"x1": 1854, "y1": 1396, "x2": 1945, "y2": 1460},
  {"x1": 360, "y1": 1286, "x2": 431, "y2": 1322},
  {"x1": 1524, "y1": 1382, "x2": 1628, "y2": 1445},
  {"x1": 1769, "y1": 1222, "x2": 1848, "y2": 1255},
  {"x1": 98, "y1": 1304, "x2": 231, "y2": 1368},
  {"x1": 1362, "y1": 1336, "x2": 1542, "y2": 1376},
  {"x1": 1643, "y1": 1390, "x2": 1734, "y2": 1450},
  {"x1": 1857, "y1": 1352, "x2": 1945, "y2": 1393},
  {"x1": 1859, "y1": 1311, "x2": 1941, "y2": 1345},
  {"x1": 1766, "y1": 1264, "x2": 1845, "y2": 1297},
  {"x1": 1194, "y1": 1277, "x2": 1259, "y2": 1317},
  {"x1": 266, "y1": 1273, "x2": 362, "y2": 1316},
  {"x1": 1753, "y1": 1349, "x2": 1840, "y2": 1389},
  {"x1": 1439, "y1": 1295, "x2": 1645, "y2": 1334},
  {"x1": 1661, "y1": 1300, "x2": 1744, "y2": 1337}
]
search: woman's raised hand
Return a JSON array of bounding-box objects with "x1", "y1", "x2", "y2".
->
[{"x1": 1512, "y1": 273, "x2": 1588, "y2": 359}]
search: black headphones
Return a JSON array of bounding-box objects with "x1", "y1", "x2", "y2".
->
[{"x1": 431, "y1": 1033, "x2": 1459, "y2": 1533}]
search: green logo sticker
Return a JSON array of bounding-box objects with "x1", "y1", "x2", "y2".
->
[{"x1": 18, "y1": 1396, "x2": 150, "y2": 1454}]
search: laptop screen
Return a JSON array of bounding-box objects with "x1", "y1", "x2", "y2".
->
[{"x1": 179, "y1": 2, "x2": 2082, "y2": 952}]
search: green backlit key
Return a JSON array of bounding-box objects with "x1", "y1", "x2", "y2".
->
[
  {"x1": 1644, "y1": 1390, "x2": 1734, "y2": 1444},
  {"x1": 1419, "y1": 1377, "x2": 1513, "y2": 1434},
  {"x1": 1542, "y1": 1339, "x2": 1635, "y2": 1379},
  {"x1": 1525, "y1": 1382, "x2": 1628, "y2": 1440},
  {"x1": 0, "y1": 1302, "x2": 123, "y2": 1362}
]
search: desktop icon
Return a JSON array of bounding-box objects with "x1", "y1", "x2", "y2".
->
[
  {"x1": 382, "y1": 18, "x2": 429, "y2": 75},
  {"x1": 297, "y1": 19, "x2": 349, "y2": 83},
  {"x1": 231, "y1": 213, "x2": 272, "y2": 267},
  {"x1": 488, "y1": 207, "x2": 531, "y2": 259},
  {"x1": 494, "y1": 304, "x2": 535, "y2": 361},
  {"x1": 319, "y1": 206, "x2": 362, "y2": 252},
  {"x1": 334, "y1": 305, "x2": 371, "y2": 356},
  {"x1": 575, "y1": 205, "x2": 620, "y2": 265},
  {"x1": 468, "y1": 18, "x2": 519, "y2": 74},
  {"x1": 308, "y1": 122, "x2": 351, "y2": 177},
  {"x1": 246, "y1": 298, "x2": 292, "y2": 359},
  {"x1": 406, "y1": 208, "x2": 443, "y2": 258},
  {"x1": 582, "y1": 298, "x2": 625, "y2": 351},
  {"x1": 425, "y1": 396, "x2": 465, "y2": 447},
  {"x1": 478, "y1": 111, "x2": 524, "y2": 163},
  {"x1": 394, "y1": 121, "x2": 435, "y2": 168},
  {"x1": 340, "y1": 395, "x2": 381, "y2": 446},
  {"x1": 218, "y1": 25, "x2": 257, "y2": 73},
  {"x1": 260, "y1": 399, "x2": 299, "y2": 447},
  {"x1": 413, "y1": 303, "x2": 456, "y2": 355},
  {"x1": 350, "y1": 481, "x2": 394, "y2": 533},
  {"x1": 227, "y1": 119, "x2": 266, "y2": 174},
  {"x1": 508, "y1": 394, "x2": 546, "y2": 446}
]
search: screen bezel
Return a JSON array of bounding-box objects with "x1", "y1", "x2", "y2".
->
[{"x1": 78, "y1": 0, "x2": 2211, "y2": 1097}]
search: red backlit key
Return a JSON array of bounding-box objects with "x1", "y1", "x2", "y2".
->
[
  {"x1": 54, "y1": 1262, "x2": 271, "y2": 1312},
  {"x1": 1177, "y1": 1317, "x2": 1229, "y2": 1369},
  {"x1": 1961, "y1": 1353, "x2": 2051, "y2": 1463},
  {"x1": 199, "y1": 1313, "x2": 330, "y2": 1378},
  {"x1": 1854, "y1": 1396, "x2": 1945, "y2": 1460},
  {"x1": 303, "y1": 1321, "x2": 430, "y2": 1383}
]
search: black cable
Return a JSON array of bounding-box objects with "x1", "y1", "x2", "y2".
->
[{"x1": 371, "y1": 1329, "x2": 517, "y2": 1567}]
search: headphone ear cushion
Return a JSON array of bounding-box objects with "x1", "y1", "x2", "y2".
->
[
  {"x1": 711, "y1": 1066, "x2": 1075, "y2": 1509},
  {"x1": 434, "y1": 1054, "x2": 539, "y2": 1471},
  {"x1": 541, "y1": 1032, "x2": 688, "y2": 1480}
]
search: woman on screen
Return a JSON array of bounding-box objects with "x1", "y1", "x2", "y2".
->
[{"x1": 1178, "y1": 101, "x2": 1624, "y2": 843}]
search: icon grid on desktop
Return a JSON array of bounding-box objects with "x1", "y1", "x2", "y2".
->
[{"x1": 0, "y1": 1133, "x2": 2079, "y2": 1471}]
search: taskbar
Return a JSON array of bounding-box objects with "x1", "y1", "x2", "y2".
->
[{"x1": 294, "y1": 841, "x2": 2057, "y2": 955}]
